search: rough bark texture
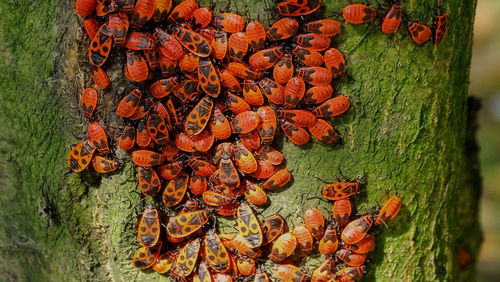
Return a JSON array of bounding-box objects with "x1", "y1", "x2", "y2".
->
[{"x1": 0, "y1": 0, "x2": 480, "y2": 281}]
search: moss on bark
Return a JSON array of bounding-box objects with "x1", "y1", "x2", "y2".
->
[{"x1": 0, "y1": 0, "x2": 480, "y2": 281}]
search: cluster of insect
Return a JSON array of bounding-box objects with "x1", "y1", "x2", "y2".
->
[
  {"x1": 342, "y1": 3, "x2": 449, "y2": 45},
  {"x1": 69, "y1": 0, "x2": 407, "y2": 280}
]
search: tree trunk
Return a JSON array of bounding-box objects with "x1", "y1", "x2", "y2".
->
[{"x1": 0, "y1": 0, "x2": 480, "y2": 281}]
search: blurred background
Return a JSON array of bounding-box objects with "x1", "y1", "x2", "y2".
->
[{"x1": 471, "y1": 0, "x2": 500, "y2": 281}]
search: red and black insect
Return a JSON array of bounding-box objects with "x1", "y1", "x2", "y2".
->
[
  {"x1": 432, "y1": 10, "x2": 449, "y2": 45},
  {"x1": 382, "y1": 4, "x2": 402, "y2": 34},
  {"x1": 407, "y1": 21, "x2": 432, "y2": 45},
  {"x1": 343, "y1": 4, "x2": 377, "y2": 24}
]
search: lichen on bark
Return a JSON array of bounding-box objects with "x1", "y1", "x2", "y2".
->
[{"x1": 0, "y1": 0, "x2": 480, "y2": 281}]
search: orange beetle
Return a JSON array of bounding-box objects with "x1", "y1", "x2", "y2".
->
[
  {"x1": 131, "y1": 0, "x2": 155, "y2": 28},
  {"x1": 137, "y1": 204, "x2": 161, "y2": 247},
  {"x1": 138, "y1": 166, "x2": 161, "y2": 196},
  {"x1": 202, "y1": 191, "x2": 233, "y2": 206},
  {"x1": 193, "y1": 7, "x2": 212, "y2": 29},
  {"x1": 231, "y1": 111, "x2": 261, "y2": 134},
  {"x1": 333, "y1": 199, "x2": 351, "y2": 227},
  {"x1": 153, "y1": 0, "x2": 173, "y2": 22},
  {"x1": 108, "y1": 12, "x2": 129, "y2": 45},
  {"x1": 341, "y1": 214, "x2": 374, "y2": 244},
  {"x1": 174, "y1": 238, "x2": 201, "y2": 277},
  {"x1": 147, "y1": 114, "x2": 169, "y2": 145},
  {"x1": 174, "y1": 79, "x2": 200, "y2": 103},
  {"x1": 125, "y1": 31, "x2": 155, "y2": 50},
  {"x1": 159, "y1": 56, "x2": 178, "y2": 77},
  {"x1": 185, "y1": 96, "x2": 214, "y2": 136},
  {"x1": 150, "y1": 77, "x2": 178, "y2": 99},
  {"x1": 273, "y1": 54, "x2": 293, "y2": 84},
  {"x1": 204, "y1": 231, "x2": 231, "y2": 273},
  {"x1": 88, "y1": 121, "x2": 109, "y2": 154},
  {"x1": 318, "y1": 223, "x2": 339, "y2": 254},
  {"x1": 92, "y1": 156, "x2": 119, "y2": 173},
  {"x1": 189, "y1": 173, "x2": 207, "y2": 195},
  {"x1": 240, "y1": 130, "x2": 261, "y2": 150},
  {"x1": 199, "y1": 26, "x2": 217, "y2": 41},
  {"x1": 293, "y1": 45, "x2": 324, "y2": 67},
  {"x1": 136, "y1": 119, "x2": 152, "y2": 148},
  {"x1": 88, "y1": 24, "x2": 112, "y2": 67},
  {"x1": 261, "y1": 214, "x2": 286, "y2": 246},
  {"x1": 68, "y1": 140, "x2": 96, "y2": 172},
  {"x1": 407, "y1": 21, "x2": 432, "y2": 45},
  {"x1": 259, "y1": 78, "x2": 285, "y2": 105},
  {"x1": 83, "y1": 17, "x2": 99, "y2": 39},
  {"x1": 312, "y1": 257, "x2": 335, "y2": 282},
  {"x1": 262, "y1": 169, "x2": 290, "y2": 190},
  {"x1": 308, "y1": 118, "x2": 339, "y2": 143},
  {"x1": 175, "y1": 132, "x2": 197, "y2": 152},
  {"x1": 334, "y1": 266, "x2": 366, "y2": 282},
  {"x1": 281, "y1": 121, "x2": 310, "y2": 145},
  {"x1": 307, "y1": 19, "x2": 341, "y2": 37},
  {"x1": 119, "y1": 126, "x2": 135, "y2": 151},
  {"x1": 345, "y1": 233, "x2": 375, "y2": 253},
  {"x1": 237, "y1": 256, "x2": 256, "y2": 276},
  {"x1": 267, "y1": 17, "x2": 299, "y2": 41},
  {"x1": 198, "y1": 58, "x2": 221, "y2": 97},
  {"x1": 304, "y1": 208, "x2": 325, "y2": 239},
  {"x1": 228, "y1": 32, "x2": 248, "y2": 62},
  {"x1": 375, "y1": 195, "x2": 401, "y2": 225},
  {"x1": 227, "y1": 62, "x2": 261, "y2": 80},
  {"x1": 144, "y1": 49, "x2": 160, "y2": 69},
  {"x1": 193, "y1": 127, "x2": 215, "y2": 152},
  {"x1": 132, "y1": 150, "x2": 165, "y2": 166},
  {"x1": 166, "y1": 209, "x2": 209, "y2": 238},
  {"x1": 277, "y1": 0, "x2": 321, "y2": 16},
  {"x1": 125, "y1": 50, "x2": 149, "y2": 82},
  {"x1": 92, "y1": 67, "x2": 109, "y2": 89},
  {"x1": 324, "y1": 48, "x2": 346, "y2": 79},
  {"x1": 236, "y1": 202, "x2": 263, "y2": 248},
  {"x1": 194, "y1": 261, "x2": 213, "y2": 282},
  {"x1": 132, "y1": 242, "x2": 162, "y2": 269},
  {"x1": 343, "y1": 4, "x2": 377, "y2": 24},
  {"x1": 322, "y1": 181, "x2": 359, "y2": 200},
  {"x1": 292, "y1": 225, "x2": 314, "y2": 252},
  {"x1": 211, "y1": 30, "x2": 228, "y2": 61},
  {"x1": 314, "y1": 96, "x2": 350, "y2": 117},
  {"x1": 276, "y1": 264, "x2": 309, "y2": 282},
  {"x1": 219, "y1": 69, "x2": 242, "y2": 92},
  {"x1": 117, "y1": 89, "x2": 142, "y2": 118},
  {"x1": 246, "y1": 21, "x2": 266, "y2": 50},
  {"x1": 232, "y1": 234, "x2": 262, "y2": 258},
  {"x1": 243, "y1": 180, "x2": 267, "y2": 205},
  {"x1": 303, "y1": 85, "x2": 333, "y2": 105},
  {"x1": 152, "y1": 251, "x2": 176, "y2": 274},
  {"x1": 336, "y1": 249, "x2": 367, "y2": 267},
  {"x1": 250, "y1": 160, "x2": 275, "y2": 179},
  {"x1": 174, "y1": 26, "x2": 212, "y2": 57},
  {"x1": 210, "y1": 107, "x2": 232, "y2": 140},
  {"x1": 280, "y1": 109, "x2": 317, "y2": 127},
  {"x1": 233, "y1": 142, "x2": 258, "y2": 174},
  {"x1": 157, "y1": 160, "x2": 183, "y2": 180},
  {"x1": 249, "y1": 46, "x2": 284, "y2": 70},
  {"x1": 297, "y1": 67, "x2": 332, "y2": 86},
  {"x1": 189, "y1": 158, "x2": 216, "y2": 177},
  {"x1": 153, "y1": 28, "x2": 184, "y2": 60},
  {"x1": 75, "y1": 0, "x2": 96, "y2": 17},
  {"x1": 296, "y1": 33, "x2": 331, "y2": 51},
  {"x1": 381, "y1": 4, "x2": 402, "y2": 34},
  {"x1": 179, "y1": 52, "x2": 199, "y2": 73},
  {"x1": 255, "y1": 146, "x2": 283, "y2": 165},
  {"x1": 225, "y1": 92, "x2": 251, "y2": 114},
  {"x1": 213, "y1": 13, "x2": 246, "y2": 33},
  {"x1": 81, "y1": 88, "x2": 98, "y2": 119},
  {"x1": 130, "y1": 98, "x2": 153, "y2": 121},
  {"x1": 168, "y1": 0, "x2": 198, "y2": 22},
  {"x1": 243, "y1": 80, "x2": 265, "y2": 106},
  {"x1": 253, "y1": 269, "x2": 270, "y2": 282}
]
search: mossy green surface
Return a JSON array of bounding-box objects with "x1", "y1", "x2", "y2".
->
[{"x1": 0, "y1": 0, "x2": 479, "y2": 281}]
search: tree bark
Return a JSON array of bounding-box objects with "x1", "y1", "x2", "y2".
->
[{"x1": 0, "y1": 0, "x2": 480, "y2": 281}]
